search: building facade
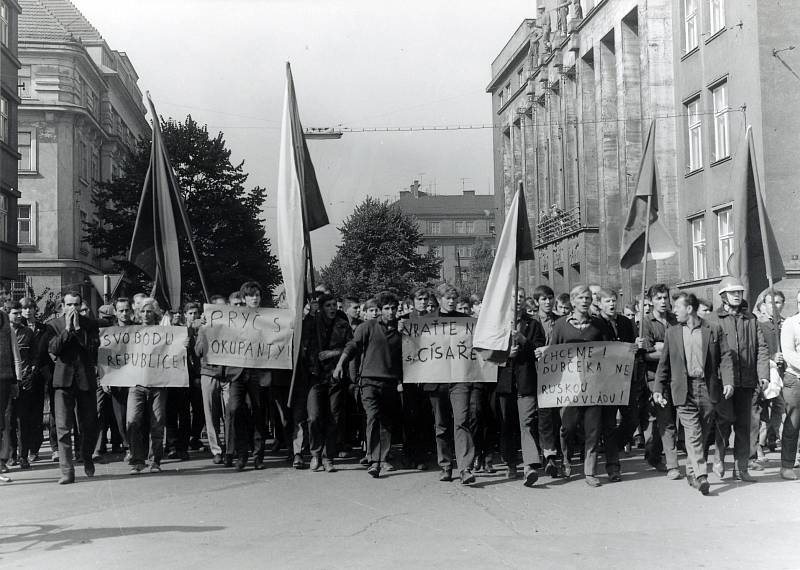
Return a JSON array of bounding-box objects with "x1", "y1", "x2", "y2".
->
[
  {"x1": 17, "y1": 0, "x2": 149, "y2": 305},
  {"x1": 488, "y1": 0, "x2": 679, "y2": 302},
  {"x1": 489, "y1": 0, "x2": 799, "y2": 305},
  {"x1": 396, "y1": 181, "x2": 496, "y2": 289},
  {"x1": 671, "y1": 0, "x2": 800, "y2": 303},
  {"x1": 0, "y1": 0, "x2": 21, "y2": 284}
]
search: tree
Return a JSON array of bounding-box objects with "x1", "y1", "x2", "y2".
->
[
  {"x1": 87, "y1": 116, "x2": 280, "y2": 303},
  {"x1": 464, "y1": 238, "x2": 495, "y2": 299},
  {"x1": 321, "y1": 197, "x2": 441, "y2": 299}
]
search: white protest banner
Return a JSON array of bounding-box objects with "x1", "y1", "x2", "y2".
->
[
  {"x1": 202, "y1": 305, "x2": 293, "y2": 369},
  {"x1": 536, "y1": 341, "x2": 635, "y2": 408},
  {"x1": 98, "y1": 326, "x2": 189, "y2": 387},
  {"x1": 401, "y1": 317, "x2": 497, "y2": 383}
]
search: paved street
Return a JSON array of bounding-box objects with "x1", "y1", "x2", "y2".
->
[{"x1": 0, "y1": 446, "x2": 798, "y2": 569}]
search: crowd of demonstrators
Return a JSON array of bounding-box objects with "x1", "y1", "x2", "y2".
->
[{"x1": 0, "y1": 274, "x2": 799, "y2": 495}]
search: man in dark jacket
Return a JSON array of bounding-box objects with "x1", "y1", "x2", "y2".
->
[
  {"x1": 654, "y1": 292, "x2": 733, "y2": 495},
  {"x1": 713, "y1": 277, "x2": 770, "y2": 482},
  {"x1": 304, "y1": 293, "x2": 353, "y2": 472},
  {"x1": 496, "y1": 289, "x2": 547, "y2": 486},
  {"x1": 47, "y1": 291, "x2": 99, "y2": 484}
]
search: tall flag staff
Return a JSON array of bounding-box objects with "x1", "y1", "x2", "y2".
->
[
  {"x1": 620, "y1": 121, "x2": 677, "y2": 326},
  {"x1": 473, "y1": 181, "x2": 534, "y2": 364},
  {"x1": 726, "y1": 125, "x2": 784, "y2": 341},
  {"x1": 128, "y1": 92, "x2": 210, "y2": 310},
  {"x1": 276, "y1": 63, "x2": 330, "y2": 405}
]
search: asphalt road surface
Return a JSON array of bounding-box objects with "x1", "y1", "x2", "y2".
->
[{"x1": 0, "y1": 447, "x2": 798, "y2": 569}]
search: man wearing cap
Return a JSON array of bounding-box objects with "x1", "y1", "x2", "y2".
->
[{"x1": 713, "y1": 276, "x2": 770, "y2": 482}]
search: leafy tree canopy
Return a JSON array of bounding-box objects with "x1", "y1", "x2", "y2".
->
[
  {"x1": 320, "y1": 197, "x2": 441, "y2": 299},
  {"x1": 87, "y1": 115, "x2": 280, "y2": 303}
]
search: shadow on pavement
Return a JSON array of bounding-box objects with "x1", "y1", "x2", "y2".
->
[{"x1": 0, "y1": 523, "x2": 225, "y2": 555}]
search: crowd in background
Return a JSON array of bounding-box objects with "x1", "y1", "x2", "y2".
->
[{"x1": 0, "y1": 275, "x2": 797, "y2": 496}]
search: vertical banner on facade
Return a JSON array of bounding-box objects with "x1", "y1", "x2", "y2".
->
[
  {"x1": 401, "y1": 317, "x2": 497, "y2": 383},
  {"x1": 536, "y1": 341, "x2": 635, "y2": 408},
  {"x1": 98, "y1": 326, "x2": 189, "y2": 387},
  {"x1": 201, "y1": 304, "x2": 293, "y2": 369}
]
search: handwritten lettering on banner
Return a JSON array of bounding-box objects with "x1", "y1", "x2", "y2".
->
[
  {"x1": 202, "y1": 304, "x2": 293, "y2": 369},
  {"x1": 99, "y1": 326, "x2": 189, "y2": 387},
  {"x1": 536, "y1": 341, "x2": 635, "y2": 408},
  {"x1": 401, "y1": 317, "x2": 497, "y2": 383}
]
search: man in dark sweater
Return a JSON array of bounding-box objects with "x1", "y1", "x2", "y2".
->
[
  {"x1": 550, "y1": 284, "x2": 615, "y2": 487},
  {"x1": 334, "y1": 291, "x2": 402, "y2": 478}
]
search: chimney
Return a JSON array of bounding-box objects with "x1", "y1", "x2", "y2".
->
[{"x1": 411, "y1": 180, "x2": 420, "y2": 198}]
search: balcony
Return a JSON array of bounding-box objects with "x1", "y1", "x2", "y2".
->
[{"x1": 535, "y1": 206, "x2": 582, "y2": 247}]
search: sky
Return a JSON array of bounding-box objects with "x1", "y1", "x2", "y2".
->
[{"x1": 72, "y1": 0, "x2": 535, "y2": 266}]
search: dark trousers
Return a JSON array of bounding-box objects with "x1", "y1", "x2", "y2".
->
[
  {"x1": 496, "y1": 392, "x2": 520, "y2": 466},
  {"x1": 645, "y1": 381, "x2": 679, "y2": 469},
  {"x1": 16, "y1": 387, "x2": 39, "y2": 459},
  {"x1": 401, "y1": 384, "x2": 431, "y2": 463},
  {"x1": 428, "y1": 389, "x2": 454, "y2": 469},
  {"x1": 307, "y1": 382, "x2": 344, "y2": 460},
  {"x1": 190, "y1": 382, "x2": 205, "y2": 441},
  {"x1": 166, "y1": 387, "x2": 192, "y2": 453},
  {"x1": 715, "y1": 386, "x2": 758, "y2": 470},
  {"x1": 53, "y1": 386, "x2": 98, "y2": 475},
  {"x1": 0, "y1": 382, "x2": 13, "y2": 462},
  {"x1": 474, "y1": 386, "x2": 497, "y2": 464},
  {"x1": 561, "y1": 405, "x2": 619, "y2": 476},
  {"x1": 94, "y1": 386, "x2": 124, "y2": 455},
  {"x1": 781, "y1": 372, "x2": 800, "y2": 468},
  {"x1": 449, "y1": 383, "x2": 479, "y2": 472},
  {"x1": 676, "y1": 378, "x2": 715, "y2": 478},
  {"x1": 616, "y1": 374, "x2": 650, "y2": 449},
  {"x1": 30, "y1": 374, "x2": 47, "y2": 456},
  {"x1": 227, "y1": 374, "x2": 265, "y2": 457},
  {"x1": 360, "y1": 378, "x2": 396, "y2": 464}
]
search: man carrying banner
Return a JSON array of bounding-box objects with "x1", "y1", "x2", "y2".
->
[
  {"x1": 421, "y1": 284, "x2": 480, "y2": 485},
  {"x1": 226, "y1": 282, "x2": 269, "y2": 471},
  {"x1": 550, "y1": 285, "x2": 616, "y2": 487},
  {"x1": 654, "y1": 292, "x2": 733, "y2": 495},
  {"x1": 637, "y1": 284, "x2": 681, "y2": 480},
  {"x1": 532, "y1": 285, "x2": 562, "y2": 478},
  {"x1": 126, "y1": 300, "x2": 170, "y2": 474},
  {"x1": 47, "y1": 291, "x2": 100, "y2": 484},
  {"x1": 496, "y1": 288, "x2": 546, "y2": 485},
  {"x1": 713, "y1": 277, "x2": 769, "y2": 482},
  {"x1": 333, "y1": 291, "x2": 403, "y2": 479}
]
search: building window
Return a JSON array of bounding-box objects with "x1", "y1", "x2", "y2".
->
[
  {"x1": 690, "y1": 216, "x2": 707, "y2": 279},
  {"x1": 711, "y1": 82, "x2": 729, "y2": 161},
  {"x1": 684, "y1": 0, "x2": 698, "y2": 52},
  {"x1": 429, "y1": 245, "x2": 440, "y2": 257},
  {"x1": 80, "y1": 142, "x2": 89, "y2": 181},
  {"x1": 18, "y1": 132, "x2": 35, "y2": 172},
  {"x1": 686, "y1": 98, "x2": 702, "y2": 171},
  {"x1": 0, "y1": 97, "x2": 7, "y2": 143},
  {"x1": 489, "y1": 223, "x2": 496, "y2": 234},
  {"x1": 17, "y1": 205, "x2": 31, "y2": 246},
  {"x1": 18, "y1": 66, "x2": 32, "y2": 99},
  {"x1": 455, "y1": 221, "x2": 465, "y2": 234},
  {"x1": 429, "y1": 221, "x2": 440, "y2": 235},
  {"x1": 717, "y1": 207, "x2": 734, "y2": 274},
  {"x1": 0, "y1": 1, "x2": 7, "y2": 47},
  {"x1": 518, "y1": 67, "x2": 525, "y2": 88},
  {"x1": 498, "y1": 90, "x2": 505, "y2": 108},
  {"x1": 457, "y1": 245, "x2": 474, "y2": 258},
  {"x1": 465, "y1": 221, "x2": 474, "y2": 234},
  {"x1": 91, "y1": 148, "x2": 100, "y2": 186},
  {"x1": 708, "y1": 0, "x2": 724, "y2": 34},
  {"x1": 0, "y1": 195, "x2": 7, "y2": 242},
  {"x1": 79, "y1": 210, "x2": 88, "y2": 253}
]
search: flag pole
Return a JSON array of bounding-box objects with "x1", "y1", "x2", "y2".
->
[
  {"x1": 747, "y1": 126, "x2": 781, "y2": 344},
  {"x1": 638, "y1": 193, "x2": 652, "y2": 328},
  {"x1": 511, "y1": 182, "x2": 524, "y2": 357}
]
